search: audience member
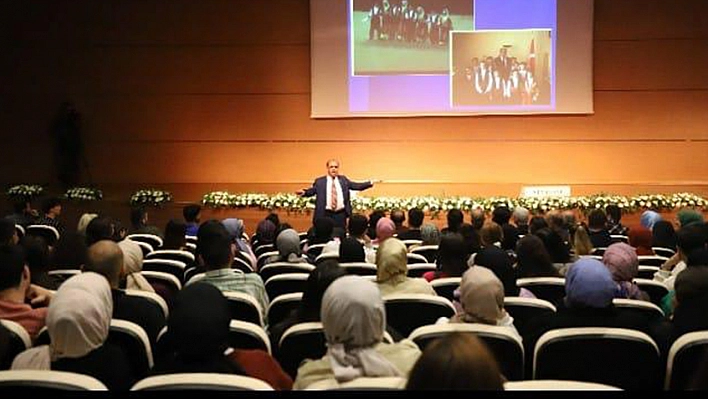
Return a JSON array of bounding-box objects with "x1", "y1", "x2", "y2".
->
[
  {"x1": 76, "y1": 213, "x2": 98, "y2": 238},
  {"x1": 479, "y1": 221, "x2": 503, "y2": 248},
  {"x1": 347, "y1": 213, "x2": 376, "y2": 263},
  {"x1": 129, "y1": 207, "x2": 163, "y2": 238},
  {"x1": 49, "y1": 230, "x2": 88, "y2": 270},
  {"x1": 629, "y1": 227, "x2": 655, "y2": 256},
  {"x1": 419, "y1": 224, "x2": 441, "y2": 247},
  {"x1": 443, "y1": 209, "x2": 464, "y2": 234},
  {"x1": 397, "y1": 208, "x2": 424, "y2": 241},
  {"x1": 423, "y1": 233, "x2": 467, "y2": 282},
  {"x1": 605, "y1": 205, "x2": 629, "y2": 236},
  {"x1": 640, "y1": 210, "x2": 663, "y2": 230},
  {"x1": 654, "y1": 224, "x2": 707, "y2": 291},
  {"x1": 37, "y1": 197, "x2": 64, "y2": 234},
  {"x1": 11, "y1": 272, "x2": 136, "y2": 390},
  {"x1": 21, "y1": 235, "x2": 62, "y2": 290},
  {"x1": 376, "y1": 238, "x2": 436, "y2": 296},
  {"x1": 652, "y1": 220, "x2": 677, "y2": 251},
  {"x1": 266, "y1": 213, "x2": 281, "y2": 230},
  {"x1": 82, "y1": 240, "x2": 165, "y2": 347},
  {"x1": 492, "y1": 206, "x2": 519, "y2": 251},
  {"x1": 512, "y1": 206, "x2": 530, "y2": 236},
  {"x1": 268, "y1": 260, "x2": 347, "y2": 351},
  {"x1": 602, "y1": 243, "x2": 650, "y2": 301},
  {"x1": 182, "y1": 204, "x2": 202, "y2": 237},
  {"x1": 153, "y1": 283, "x2": 292, "y2": 390},
  {"x1": 534, "y1": 227, "x2": 572, "y2": 266},
  {"x1": 470, "y1": 207, "x2": 486, "y2": 231},
  {"x1": 515, "y1": 234, "x2": 560, "y2": 279},
  {"x1": 197, "y1": 223, "x2": 269, "y2": 320},
  {"x1": 0, "y1": 245, "x2": 52, "y2": 339},
  {"x1": 308, "y1": 217, "x2": 334, "y2": 246},
  {"x1": 367, "y1": 210, "x2": 386, "y2": 240},
  {"x1": 4, "y1": 200, "x2": 38, "y2": 228},
  {"x1": 374, "y1": 217, "x2": 396, "y2": 244},
  {"x1": 528, "y1": 215, "x2": 549, "y2": 235},
  {"x1": 443, "y1": 266, "x2": 521, "y2": 341},
  {"x1": 268, "y1": 228, "x2": 309, "y2": 265},
  {"x1": 666, "y1": 262, "x2": 708, "y2": 344},
  {"x1": 459, "y1": 223, "x2": 481, "y2": 256},
  {"x1": 84, "y1": 216, "x2": 117, "y2": 247},
  {"x1": 162, "y1": 219, "x2": 188, "y2": 251},
  {"x1": 222, "y1": 218, "x2": 257, "y2": 270},
  {"x1": 0, "y1": 219, "x2": 19, "y2": 246},
  {"x1": 677, "y1": 209, "x2": 704, "y2": 228},
  {"x1": 391, "y1": 209, "x2": 407, "y2": 236},
  {"x1": 338, "y1": 237, "x2": 366, "y2": 263},
  {"x1": 406, "y1": 333, "x2": 503, "y2": 390},
  {"x1": 255, "y1": 219, "x2": 277, "y2": 247},
  {"x1": 572, "y1": 225, "x2": 594, "y2": 259},
  {"x1": 293, "y1": 276, "x2": 421, "y2": 389},
  {"x1": 117, "y1": 238, "x2": 154, "y2": 293},
  {"x1": 473, "y1": 245, "x2": 524, "y2": 298},
  {"x1": 587, "y1": 209, "x2": 612, "y2": 248}
]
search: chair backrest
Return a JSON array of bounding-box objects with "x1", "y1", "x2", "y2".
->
[
  {"x1": 142, "y1": 259, "x2": 186, "y2": 283},
  {"x1": 132, "y1": 241, "x2": 154, "y2": 257},
  {"x1": 503, "y1": 297, "x2": 557, "y2": 338},
  {"x1": 611, "y1": 298, "x2": 664, "y2": 321},
  {"x1": 0, "y1": 320, "x2": 31, "y2": 370},
  {"x1": 26, "y1": 225, "x2": 60, "y2": 246},
  {"x1": 637, "y1": 255, "x2": 669, "y2": 267},
  {"x1": 124, "y1": 289, "x2": 170, "y2": 320},
  {"x1": 266, "y1": 292, "x2": 303, "y2": 327},
  {"x1": 406, "y1": 253, "x2": 428, "y2": 265},
  {"x1": 232, "y1": 256, "x2": 255, "y2": 274},
  {"x1": 184, "y1": 235, "x2": 197, "y2": 245},
  {"x1": 632, "y1": 278, "x2": 669, "y2": 306},
  {"x1": 665, "y1": 331, "x2": 708, "y2": 390},
  {"x1": 183, "y1": 267, "x2": 202, "y2": 284},
  {"x1": 228, "y1": 320, "x2": 271, "y2": 355},
  {"x1": 184, "y1": 242, "x2": 197, "y2": 253},
  {"x1": 306, "y1": 377, "x2": 406, "y2": 390},
  {"x1": 185, "y1": 272, "x2": 206, "y2": 286},
  {"x1": 504, "y1": 379, "x2": 622, "y2": 391},
  {"x1": 430, "y1": 277, "x2": 461, "y2": 302},
  {"x1": 14, "y1": 224, "x2": 25, "y2": 239},
  {"x1": 131, "y1": 373, "x2": 273, "y2": 390},
  {"x1": 127, "y1": 234, "x2": 163, "y2": 250},
  {"x1": 533, "y1": 327, "x2": 662, "y2": 390},
  {"x1": 47, "y1": 269, "x2": 81, "y2": 284},
  {"x1": 382, "y1": 294, "x2": 456, "y2": 337},
  {"x1": 652, "y1": 247, "x2": 676, "y2": 258},
  {"x1": 339, "y1": 262, "x2": 378, "y2": 276},
  {"x1": 264, "y1": 273, "x2": 309, "y2": 300},
  {"x1": 591, "y1": 247, "x2": 608, "y2": 256},
  {"x1": 315, "y1": 252, "x2": 339, "y2": 264},
  {"x1": 305, "y1": 244, "x2": 327, "y2": 259},
  {"x1": 141, "y1": 271, "x2": 182, "y2": 296},
  {"x1": 256, "y1": 251, "x2": 279, "y2": 269},
  {"x1": 516, "y1": 277, "x2": 566, "y2": 306},
  {"x1": 146, "y1": 250, "x2": 195, "y2": 267},
  {"x1": 223, "y1": 292, "x2": 264, "y2": 327},
  {"x1": 277, "y1": 322, "x2": 327, "y2": 379},
  {"x1": 409, "y1": 323, "x2": 525, "y2": 381},
  {"x1": 637, "y1": 266, "x2": 659, "y2": 280},
  {"x1": 610, "y1": 235, "x2": 629, "y2": 244},
  {"x1": 410, "y1": 245, "x2": 439, "y2": 263},
  {"x1": 401, "y1": 240, "x2": 423, "y2": 248},
  {"x1": 259, "y1": 262, "x2": 315, "y2": 283},
  {"x1": 253, "y1": 243, "x2": 275, "y2": 258},
  {"x1": 109, "y1": 319, "x2": 154, "y2": 379},
  {"x1": 406, "y1": 263, "x2": 436, "y2": 278},
  {"x1": 0, "y1": 370, "x2": 108, "y2": 390}
]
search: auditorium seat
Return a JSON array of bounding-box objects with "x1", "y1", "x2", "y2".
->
[
  {"x1": 131, "y1": 373, "x2": 273, "y2": 391},
  {"x1": 146, "y1": 250, "x2": 195, "y2": 268},
  {"x1": 127, "y1": 234, "x2": 163, "y2": 251},
  {"x1": 632, "y1": 279, "x2": 669, "y2": 306},
  {"x1": 637, "y1": 255, "x2": 669, "y2": 267},
  {"x1": 26, "y1": 225, "x2": 60, "y2": 247},
  {"x1": 503, "y1": 297, "x2": 556, "y2": 338},
  {"x1": 142, "y1": 259, "x2": 186, "y2": 284},
  {"x1": 611, "y1": 298, "x2": 664, "y2": 321},
  {"x1": 430, "y1": 277, "x2": 461, "y2": 302},
  {"x1": 228, "y1": 320, "x2": 271, "y2": 355},
  {"x1": 223, "y1": 291, "x2": 264, "y2": 327},
  {"x1": 277, "y1": 322, "x2": 327, "y2": 379},
  {"x1": 0, "y1": 370, "x2": 108, "y2": 390},
  {"x1": 665, "y1": 331, "x2": 708, "y2": 390},
  {"x1": 264, "y1": 273, "x2": 309, "y2": 301},
  {"x1": 339, "y1": 262, "x2": 377, "y2": 276},
  {"x1": 0, "y1": 320, "x2": 31, "y2": 370},
  {"x1": 383, "y1": 294, "x2": 456, "y2": 337},
  {"x1": 266, "y1": 292, "x2": 303, "y2": 327},
  {"x1": 406, "y1": 263, "x2": 436, "y2": 278},
  {"x1": 259, "y1": 263, "x2": 315, "y2": 283},
  {"x1": 516, "y1": 277, "x2": 566, "y2": 306},
  {"x1": 410, "y1": 245, "x2": 438, "y2": 263}
]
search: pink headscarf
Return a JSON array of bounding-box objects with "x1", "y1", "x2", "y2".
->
[
  {"x1": 602, "y1": 243, "x2": 639, "y2": 283},
  {"x1": 376, "y1": 218, "x2": 396, "y2": 242}
]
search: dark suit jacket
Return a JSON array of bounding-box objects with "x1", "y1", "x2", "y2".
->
[{"x1": 302, "y1": 176, "x2": 373, "y2": 223}]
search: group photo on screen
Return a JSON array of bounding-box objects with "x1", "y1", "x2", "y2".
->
[
  {"x1": 350, "y1": 0, "x2": 474, "y2": 75},
  {"x1": 450, "y1": 30, "x2": 552, "y2": 107}
]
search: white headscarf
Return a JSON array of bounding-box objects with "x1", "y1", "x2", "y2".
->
[
  {"x1": 118, "y1": 239, "x2": 154, "y2": 292},
  {"x1": 12, "y1": 272, "x2": 113, "y2": 370},
  {"x1": 321, "y1": 275, "x2": 402, "y2": 382}
]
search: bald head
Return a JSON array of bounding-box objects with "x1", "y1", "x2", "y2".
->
[{"x1": 84, "y1": 240, "x2": 124, "y2": 288}]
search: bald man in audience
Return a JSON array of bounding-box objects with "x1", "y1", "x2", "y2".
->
[
  {"x1": 83, "y1": 240, "x2": 165, "y2": 347},
  {"x1": 470, "y1": 208, "x2": 486, "y2": 231}
]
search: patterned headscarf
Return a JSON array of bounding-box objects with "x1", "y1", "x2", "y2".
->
[{"x1": 640, "y1": 211, "x2": 662, "y2": 230}]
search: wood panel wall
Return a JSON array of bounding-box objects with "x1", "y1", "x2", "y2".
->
[{"x1": 2, "y1": 0, "x2": 708, "y2": 224}]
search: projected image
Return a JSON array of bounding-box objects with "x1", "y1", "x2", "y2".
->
[
  {"x1": 351, "y1": 0, "x2": 474, "y2": 75},
  {"x1": 450, "y1": 30, "x2": 552, "y2": 107}
]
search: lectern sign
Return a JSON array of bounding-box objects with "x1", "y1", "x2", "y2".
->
[{"x1": 521, "y1": 186, "x2": 571, "y2": 198}]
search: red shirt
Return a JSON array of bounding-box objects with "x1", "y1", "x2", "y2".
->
[
  {"x1": 0, "y1": 299, "x2": 48, "y2": 339},
  {"x1": 228, "y1": 349, "x2": 293, "y2": 390}
]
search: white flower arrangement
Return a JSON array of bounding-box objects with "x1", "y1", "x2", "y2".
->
[
  {"x1": 7, "y1": 184, "x2": 44, "y2": 201},
  {"x1": 64, "y1": 187, "x2": 103, "y2": 201},
  {"x1": 130, "y1": 189, "x2": 173, "y2": 207},
  {"x1": 199, "y1": 191, "x2": 707, "y2": 214}
]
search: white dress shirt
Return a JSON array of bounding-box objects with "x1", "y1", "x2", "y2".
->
[{"x1": 326, "y1": 176, "x2": 345, "y2": 212}]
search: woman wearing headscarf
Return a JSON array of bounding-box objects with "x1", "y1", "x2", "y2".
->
[
  {"x1": 373, "y1": 217, "x2": 396, "y2": 245},
  {"x1": 339, "y1": 237, "x2": 366, "y2": 263},
  {"x1": 12, "y1": 272, "x2": 136, "y2": 391},
  {"x1": 652, "y1": 220, "x2": 677, "y2": 251},
  {"x1": 153, "y1": 283, "x2": 292, "y2": 390},
  {"x1": 222, "y1": 218, "x2": 258, "y2": 270},
  {"x1": 524, "y1": 259, "x2": 659, "y2": 356},
  {"x1": 118, "y1": 238, "x2": 155, "y2": 293},
  {"x1": 76, "y1": 213, "x2": 98, "y2": 238},
  {"x1": 419, "y1": 223, "x2": 441, "y2": 246},
  {"x1": 265, "y1": 228, "x2": 308, "y2": 266},
  {"x1": 628, "y1": 228, "x2": 655, "y2": 256},
  {"x1": 376, "y1": 238, "x2": 436, "y2": 297},
  {"x1": 293, "y1": 276, "x2": 421, "y2": 389},
  {"x1": 640, "y1": 210, "x2": 663, "y2": 230},
  {"x1": 677, "y1": 209, "x2": 705, "y2": 228},
  {"x1": 442, "y1": 266, "x2": 521, "y2": 342},
  {"x1": 255, "y1": 219, "x2": 277, "y2": 247},
  {"x1": 602, "y1": 243, "x2": 650, "y2": 301},
  {"x1": 473, "y1": 246, "x2": 525, "y2": 297}
]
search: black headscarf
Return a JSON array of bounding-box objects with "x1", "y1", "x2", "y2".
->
[{"x1": 474, "y1": 247, "x2": 519, "y2": 296}]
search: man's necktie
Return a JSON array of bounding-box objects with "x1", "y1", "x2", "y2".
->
[{"x1": 330, "y1": 179, "x2": 337, "y2": 210}]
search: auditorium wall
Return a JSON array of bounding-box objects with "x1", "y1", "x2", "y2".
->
[{"x1": 2, "y1": 0, "x2": 708, "y2": 223}]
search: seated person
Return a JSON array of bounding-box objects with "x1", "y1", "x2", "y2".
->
[
  {"x1": 629, "y1": 228, "x2": 655, "y2": 256},
  {"x1": 397, "y1": 208, "x2": 424, "y2": 241},
  {"x1": 12, "y1": 272, "x2": 136, "y2": 391},
  {"x1": 37, "y1": 197, "x2": 65, "y2": 235},
  {"x1": 515, "y1": 234, "x2": 561, "y2": 279},
  {"x1": 602, "y1": 243, "x2": 650, "y2": 301},
  {"x1": 222, "y1": 218, "x2": 257, "y2": 270},
  {"x1": 117, "y1": 238, "x2": 155, "y2": 293},
  {"x1": 0, "y1": 218, "x2": 19, "y2": 246},
  {"x1": 182, "y1": 204, "x2": 201, "y2": 237},
  {"x1": 128, "y1": 206, "x2": 163, "y2": 239},
  {"x1": 0, "y1": 245, "x2": 52, "y2": 339},
  {"x1": 265, "y1": 228, "x2": 309, "y2": 266},
  {"x1": 153, "y1": 282, "x2": 292, "y2": 390},
  {"x1": 423, "y1": 233, "x2": 468, "y2": 282},
  {"x1": 293, "y1": 276, "x2": 421, "y2": 389},
  {"x1": 82, "y1": 240, "x2": 166, "y2": 348},
  {"x1": 406, "y1": 333, "x2": 504, "y2": 390},
  {"x1": 587, "y1": 209, "x2": 612, "y2": 249},
  {"x1": 376, "y1": 238, "x2": 436, "y2": 297},
  {"x1": 22, "y1": 235, "x2": 62, "y2": 290},
  {"x1": 161, "y1": 219, "x2": 189, "y2": 252},
  {"x1": 338, "y1": 237, "x2": 366, "y2": 263}
]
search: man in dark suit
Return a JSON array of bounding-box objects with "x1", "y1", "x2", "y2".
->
[{"x1": 296, "y1": 159, "x2": 378, "y2": 229}]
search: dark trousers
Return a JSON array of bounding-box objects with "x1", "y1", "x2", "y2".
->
[{"x1": 324, "y1": 210, "x2": 347, "y2": 230}]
